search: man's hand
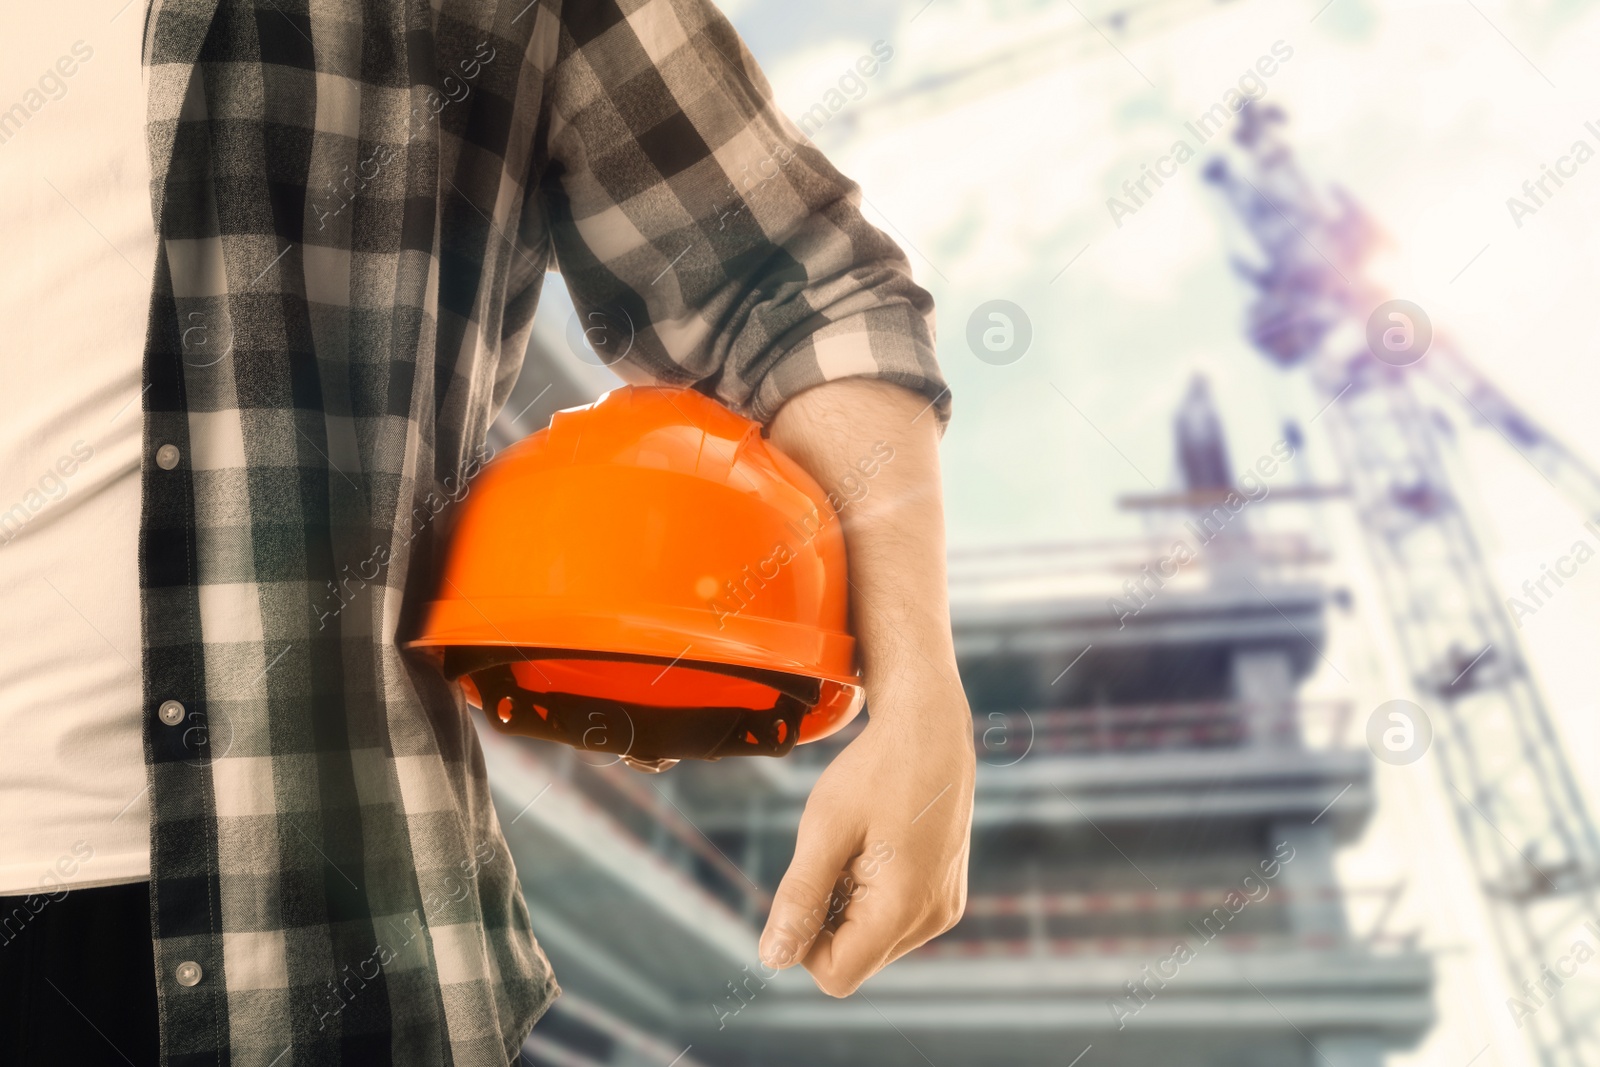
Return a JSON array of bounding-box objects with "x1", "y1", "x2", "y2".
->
[
  {"x1": 757, "y1": 685, "x2": 974, "y2": 994},
  {"x1": 761, "y1": 378, "x2": 974, "y2": 996}
]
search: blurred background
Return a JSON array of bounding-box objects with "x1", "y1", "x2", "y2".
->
[{"x1": 487, "y1": 1, "x2": 1600, "y2": 1064}]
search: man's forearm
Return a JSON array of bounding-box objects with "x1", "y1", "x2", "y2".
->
[
  {"x1": 767, "y1": 378, "x2": 966, "y2": 730},
  {"x1": 760, "y1": 377, "x2": 974, "y2": 993}
]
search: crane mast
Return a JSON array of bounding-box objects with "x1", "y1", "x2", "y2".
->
[
  {"x1": 1204, "y1": 102, "x2": 1600, "y2": 1066},
  {"x1": 1427, "y1": 344, "x2": 1600, "y2": 520}
]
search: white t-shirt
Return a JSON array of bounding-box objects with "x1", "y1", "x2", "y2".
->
[{"x1": 0, "y1": 6, "x2": 156, "y2": 895}]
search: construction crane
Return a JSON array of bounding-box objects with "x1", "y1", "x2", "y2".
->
[{"x1": 1204, "y1": 101, "x2": 1600, "y2": 1067}]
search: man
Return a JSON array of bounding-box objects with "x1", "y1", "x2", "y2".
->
[{"x1": 0, "y1": 0, "x2": 974, "y2": 1063}]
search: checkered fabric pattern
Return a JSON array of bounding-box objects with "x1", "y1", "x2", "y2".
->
[{"x1": 137, "y1": 0, "x2": 944, "y2": 1063}]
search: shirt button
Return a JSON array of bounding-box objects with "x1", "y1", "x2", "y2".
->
[
  {"x1": 155, "y1": 443, "x2": 181, "y2": 470},
  {"x1": 175, "y1": 961, "x2": 203, "y2": 987},
  {"x1": 158, "y1": 700, "x2": 186, "y2": 726}
]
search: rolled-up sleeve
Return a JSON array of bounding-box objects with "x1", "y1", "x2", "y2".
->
[{"x1": 536, "y1": 0, "x2": 949, "y2": 426}]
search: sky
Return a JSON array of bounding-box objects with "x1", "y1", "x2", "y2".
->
[
  {"x1": 534, "y1": 1, "x2": 1600, "y2": 1062},
  {"x1": 723, "y1": 0, "x2": 1600, "y2": 549}
]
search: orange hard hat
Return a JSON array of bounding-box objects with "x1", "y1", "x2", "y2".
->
[{"x1": 407, "y1": 385, "x2": 863, "y2": 765}]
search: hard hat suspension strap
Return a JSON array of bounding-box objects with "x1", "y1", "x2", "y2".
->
[{"x1": 465, "y1": 663, "x2": 809, "y2": 762}]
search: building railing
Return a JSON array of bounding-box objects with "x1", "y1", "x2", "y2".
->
[
  {"x1": 796, "y1": 698, "x2": 1357, "y2": 762},
  {"x1": 911, "y1": 931, "x2": 1421, "y2": 959},
  {"x1": 945, "y1": 532, "x2": 1331, "y2": 601},
  {"x1": 995, "y1": 698, "x2": 1356, "y2": 754},
  {"x1": 961, "y1": 885, "x2": 1350, "y2": 917},
  {"x1": 918, "y1": 883, "x2": 1416, "y2": 959}
]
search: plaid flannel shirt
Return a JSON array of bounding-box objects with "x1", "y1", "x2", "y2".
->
[{"x1": 138, "y1": 0, "x2": 944, "y2": 1062}]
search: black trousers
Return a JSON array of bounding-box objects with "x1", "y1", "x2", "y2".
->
[{"x1": 0, "y1": 880, "x2": 160, "y2": 1066}]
